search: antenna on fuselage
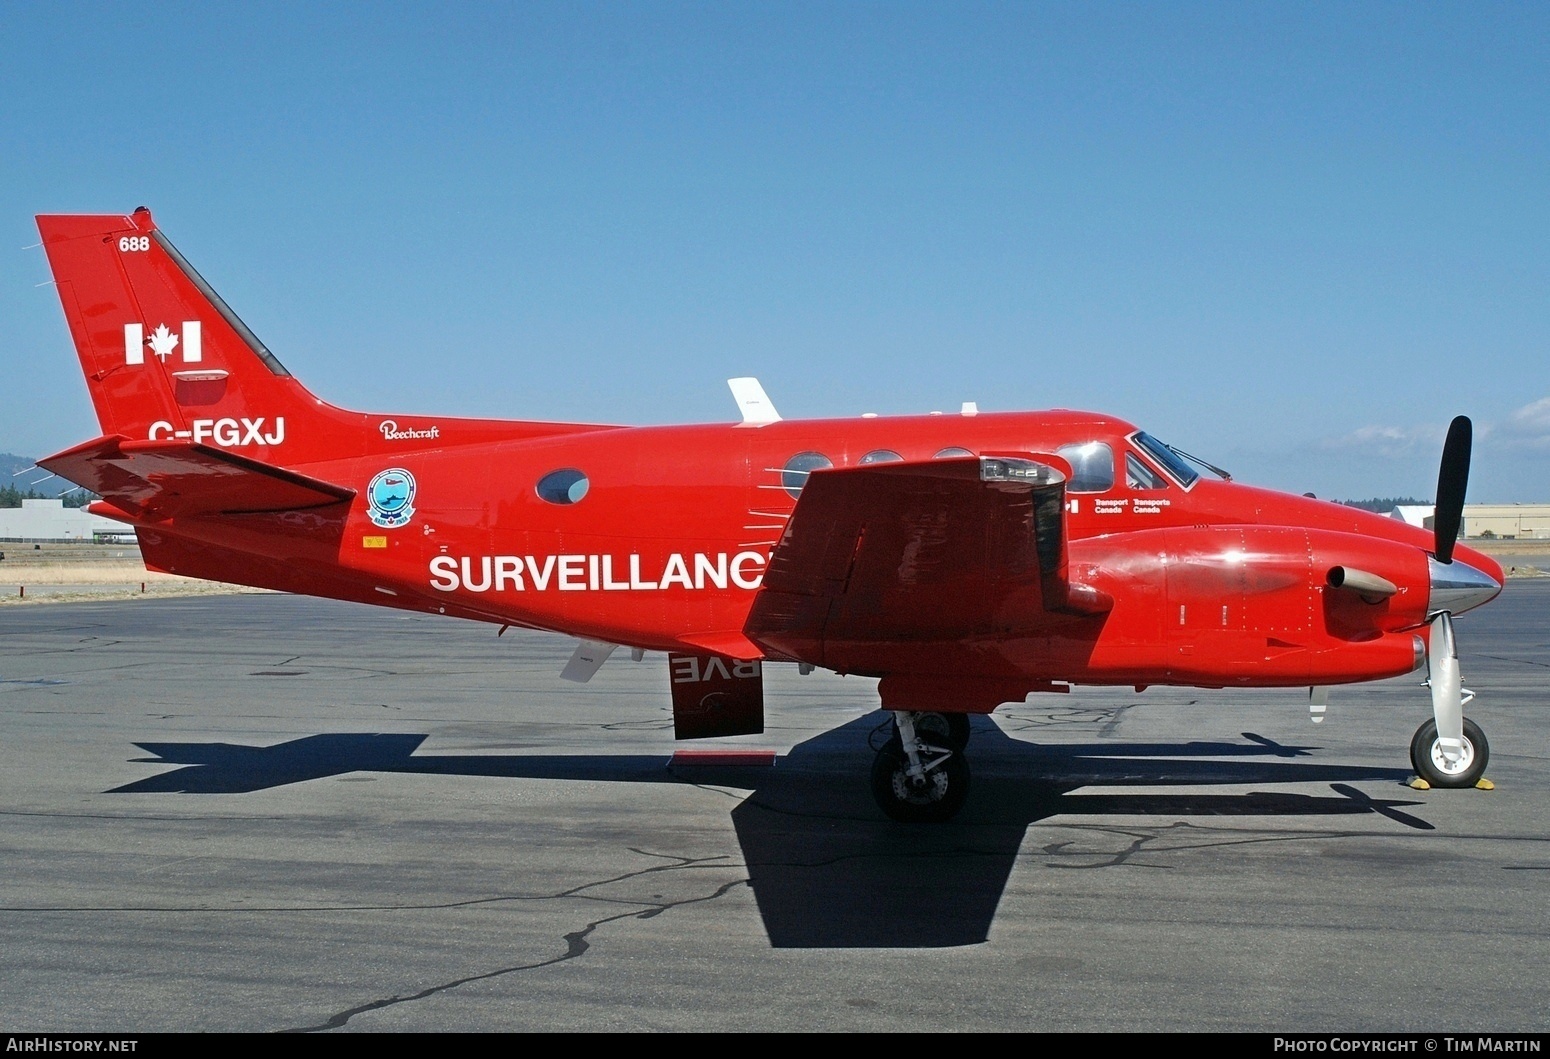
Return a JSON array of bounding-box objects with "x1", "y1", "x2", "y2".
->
[{"x1": 728, "y1": 377, "x2": 781, "y2": 426}]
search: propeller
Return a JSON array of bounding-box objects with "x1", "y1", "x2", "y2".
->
[{"x1": 1433, "y1": 415, "x2": 1471, "y2": 564}]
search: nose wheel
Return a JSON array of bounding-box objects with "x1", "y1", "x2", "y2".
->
[
  {"x1": 870, "y1": 711, "x2": 970, "y2": 822},
  {"x1": 1410, "y1": 716, "x2": 1489, "y2": 788}
]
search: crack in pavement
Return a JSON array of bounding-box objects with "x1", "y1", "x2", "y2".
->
[
  {"x1": 1098, "y1": 703, "x2": 1135, "y2": 738},
  {"x1": 14, "y1": 636, "x2": 131, "y2": 655},
  {"x1": 994, "y1": 705, "x2": 1131, "y2": 734},
  {"x1": 1482, "y1": 654, "x2": 1550, "y2": 669},
  {"x1": 1028, "y1": 815, "x2": 1474, "y2": 869},
  {"x1": 683, "y1": 781, "x2": 760, "y2": 803},
  {"x1": 0, "y1": 847, "x2": 740, "y2": 914},
  {"x1": 280, "y1": 852, "x2": 749, "y2": 1032},
  {"x1": 1035, "y1": 820, "x2": 1337, "y2": 869}
]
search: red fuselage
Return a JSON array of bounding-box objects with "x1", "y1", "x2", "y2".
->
[{"x1": 122, "y1": 408, "x2": 1500, "y2": 699}]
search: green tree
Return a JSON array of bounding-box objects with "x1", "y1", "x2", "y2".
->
[
  {"x1": 1339, "y1": 497, "x2": 1429, "y2": 513},
  {"x1": 0, "y1": 484, "x2": 97, "y2": 508}
]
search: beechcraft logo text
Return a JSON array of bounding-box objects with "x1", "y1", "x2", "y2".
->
[{"x1": 125, "y1": 321, "x2": 201, "y2": 364}]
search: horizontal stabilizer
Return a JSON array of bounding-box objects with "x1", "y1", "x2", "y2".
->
[{"x1": 39, "y1": 435, "x2": 356, "y2": 521}]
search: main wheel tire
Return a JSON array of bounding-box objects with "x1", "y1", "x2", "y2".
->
[
  {"x1": 1410, "y1": 717, "x2": 1489, "y2": 788},
  {"x1": 870, "y1": 739, "x2": 970, "y2": 823},
  {"x1": 914, "y1": 711, "x2": 972, "y2": 750}
]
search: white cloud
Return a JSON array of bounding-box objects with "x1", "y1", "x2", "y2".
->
[
  {"x1": 1505, "y1": 397, "x2": 1550, "y2": 442},
  {"x1": 1320, "y1": 424, "x2": 1444, "y2": 460},
  {"x1": 1321, "y1": 401, "x2": 1550, "y2": 460}
]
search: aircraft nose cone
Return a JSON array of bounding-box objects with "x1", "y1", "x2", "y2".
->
[{"x1": 1428, "y1": 556, "x2": 1503, "y2": 616}]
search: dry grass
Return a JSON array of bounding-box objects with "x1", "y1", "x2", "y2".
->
[
  {"x1": 0, "y1": 556, "x2": 271, "y2": 605},
  {"x1": 3, "y1": 562, "x2": 187, "y2": 585}
]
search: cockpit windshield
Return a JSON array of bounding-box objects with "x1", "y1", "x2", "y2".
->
[{"x1": 1131, "y1": 432, "x2": 1200, "y2": 488}]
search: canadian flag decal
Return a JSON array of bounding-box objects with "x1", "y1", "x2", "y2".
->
[{"x1": 125, "y1": 321, "x2": 201, "y2": 366}]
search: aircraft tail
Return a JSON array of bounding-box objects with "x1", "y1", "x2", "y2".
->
[
  {"x1": 39, "y1": 208, "x2": 622, "y2": 473},
  {"x1": 35, "y1": 209, "x2": 367, "y2": 463}
]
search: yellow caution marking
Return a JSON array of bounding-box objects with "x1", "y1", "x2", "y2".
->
[{"x1": 362, "y1": 536, "x2": 388, "y2": 549}]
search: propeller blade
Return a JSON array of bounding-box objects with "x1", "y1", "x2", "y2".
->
[
  {"x1": 1433, "y1": 415, "x2": 1471, "y2": 564},
  {"x1": 1428, "y1": 613, "x2": 1465, "y2": 765}
]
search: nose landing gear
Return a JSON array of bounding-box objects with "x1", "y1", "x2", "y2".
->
[
  {"x1": 1417, "y1": 611, "x2": 1491, "y2": 789},
  {"x1": 1410, "y1": 716, "x2": 1489, "y2": 789}
]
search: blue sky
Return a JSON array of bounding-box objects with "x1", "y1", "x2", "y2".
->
[{"x1": 4, "y1": 1, "x2": 1545, "y2": 501}]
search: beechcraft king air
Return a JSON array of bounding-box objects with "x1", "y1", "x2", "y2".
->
[{"x1": 34, "y1": 208, "x2": 1505, "y2": 821}]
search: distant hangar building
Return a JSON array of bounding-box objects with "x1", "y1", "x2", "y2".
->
[
  {"x1": 1391, "y1": 504, "x2": 1550, "y2": 540},
  {"x1": 0, "y1": 499, "x2": 130, "y2": 542}
]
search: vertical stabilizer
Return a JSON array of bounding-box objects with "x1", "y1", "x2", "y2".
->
[
  {"x1": 39, "y1": 209, "x2": 623, "y2": 468},
  {"x1": 37, "y1": 209, "x2": 351, "y2": 464}
]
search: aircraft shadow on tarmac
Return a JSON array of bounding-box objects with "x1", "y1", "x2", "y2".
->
[{"x1": 112, "y1": 712, "x2": 1428, "y2": 948}]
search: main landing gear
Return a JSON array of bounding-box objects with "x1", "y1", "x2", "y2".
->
[{"x1": 870, "y1": 711, "x2": 971, "y2": 823}]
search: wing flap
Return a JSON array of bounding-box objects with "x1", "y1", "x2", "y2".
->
[
  {"x1": 39, "y1": 435, "x2": 355, "y2": 520},
  {"x1": 745, "y1": 455, "x2": 1108, "y2": 667}
]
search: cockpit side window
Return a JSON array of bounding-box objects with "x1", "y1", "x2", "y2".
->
[
  {"x1": 1126, "y1": 452, "x2": 1168, "y2": 490},
  {"x1": 1055, "y1": 442, "x2": 1114, "y2": 493},
  {"x1": 1132, "y1": 432, "x2": 1200, "y2": 487}
]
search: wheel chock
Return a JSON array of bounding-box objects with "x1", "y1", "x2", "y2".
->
[{"x1": 1405, "y1": 775, "x2": 1493, "y2": 791}]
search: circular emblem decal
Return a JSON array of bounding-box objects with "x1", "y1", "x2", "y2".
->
[{"x1": 367, "y1": 468, "x2": 417, "y2": 528}]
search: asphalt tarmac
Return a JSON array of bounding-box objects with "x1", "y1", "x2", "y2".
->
[{"x1": 0, "y1": 584, "x2": 1546, "y2": 1032}]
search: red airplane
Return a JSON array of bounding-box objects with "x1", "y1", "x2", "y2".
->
[{"x1": 34, "y1": 208, "x2": 1504, "y2": 821}]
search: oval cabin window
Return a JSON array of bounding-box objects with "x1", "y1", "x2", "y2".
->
[
  {"x1": 536, "y1": 468, "x2": 590, "y2": 505},
  {"x1": 782, "y1": 452, "x2": 833, "y2": 498}
]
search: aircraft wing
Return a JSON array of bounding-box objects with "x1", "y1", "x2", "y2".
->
[
  {"x1": 39, "y1": 435, "x2": 356, "y2": 521},
  {"x1": 745, "y1": 455, "x2": 1111, "y2": 666}
]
